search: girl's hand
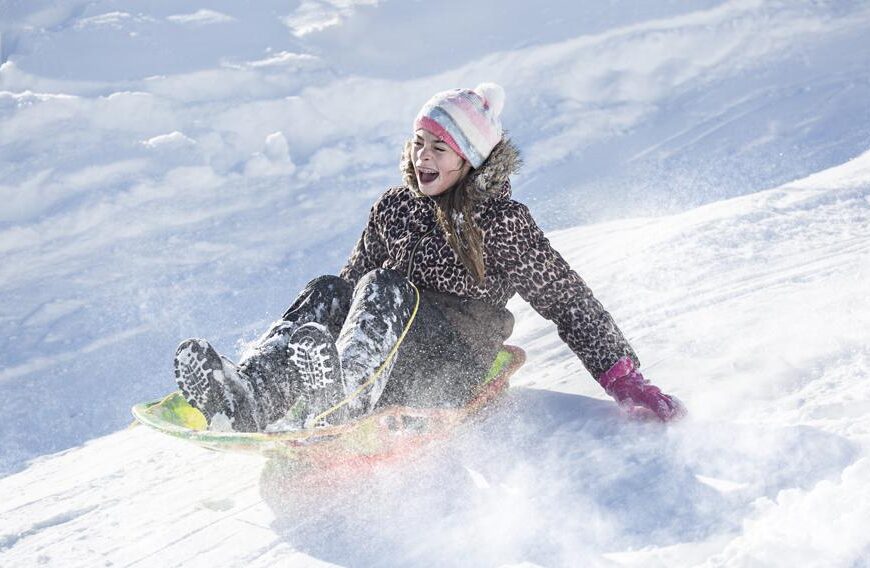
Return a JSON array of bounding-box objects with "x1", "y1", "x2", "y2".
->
[{"x1": 597, "y1": 358, "x2": 687, "y2": 422}]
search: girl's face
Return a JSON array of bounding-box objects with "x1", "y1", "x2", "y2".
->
[{"x1": 412, "y1": 129, "x2": 471, "y2": 197}]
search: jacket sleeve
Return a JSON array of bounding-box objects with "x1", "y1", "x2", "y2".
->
[
  {"x1": 339, "y1": 199, "x2": 389, "y2": 286},
  {"x1": 498, "y1": 203, "x2": 640, "y2": 377}
]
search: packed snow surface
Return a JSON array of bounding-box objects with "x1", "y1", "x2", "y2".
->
[{"x1": 1, "y1": 1, "x2": 869, "y2": 566}]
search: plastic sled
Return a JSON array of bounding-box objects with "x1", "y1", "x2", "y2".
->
[{"x1": 132, "y1": 345, "x2": 526, "y2": 474}]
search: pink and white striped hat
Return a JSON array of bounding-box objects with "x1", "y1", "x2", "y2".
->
[{"x1": 413, "y1": 83, "x2": 505, "y2": 168}]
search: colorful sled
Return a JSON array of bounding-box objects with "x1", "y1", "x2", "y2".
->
[{"x1": 132, "y1": 345, "x2": 525, "y2": 472}]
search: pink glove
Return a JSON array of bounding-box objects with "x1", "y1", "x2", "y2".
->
[{"x1": 597, "y1": 357, "x2": 686, "y2": 422}]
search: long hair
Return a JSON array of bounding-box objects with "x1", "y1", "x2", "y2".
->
[
  {"x1": 402, "y1": 138, "x2": 522, "y2": 284},
  {"x1": 431, "y1": 173, "x2": 486, "y2": 283}
]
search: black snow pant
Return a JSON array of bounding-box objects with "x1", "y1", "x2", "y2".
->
[{"x1": 243, "y1": 268, "x2": 514, "y2": 420}]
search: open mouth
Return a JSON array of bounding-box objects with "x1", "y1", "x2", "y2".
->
[{"x1": 417, "y1": 168, "x2": 439, "y2": 185}]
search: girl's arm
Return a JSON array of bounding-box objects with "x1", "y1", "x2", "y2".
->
[
  {"x1": 499, "y1": 203, "x2": 684, "y2": 421},
  {"x1": 500, "y1": 202, "x2": 639, "y2": 377}
]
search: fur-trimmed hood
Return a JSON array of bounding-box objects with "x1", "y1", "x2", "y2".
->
[{"x1": 401, "y1": 137, "x2": 522, "y2": 201}]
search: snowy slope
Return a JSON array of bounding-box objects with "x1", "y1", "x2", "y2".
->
[
  {"x1": 1, "y1": 152, "x2": 868, "y2": 566},
  {"x1": 3, "y1": 0, "x2": 870, "y2": 478},
  {"x1": 1, "y1": 0, "x2": 870, "y2": 565}
]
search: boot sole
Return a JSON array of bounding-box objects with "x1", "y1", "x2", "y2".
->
[
  {"x1": 174, "y1": 339, "x2": 231, "y2": 423},
  {"x1": 287, "y1": 323, "x2": 345, "y2": 427}
]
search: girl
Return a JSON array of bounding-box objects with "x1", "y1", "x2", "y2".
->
[{"x1": 173, "y1": 83, "x2": 685, "y2": 432}]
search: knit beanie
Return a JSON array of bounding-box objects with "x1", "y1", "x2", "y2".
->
[{"x1": 413, "y1": 83, "x2": 505, "y2": 168}]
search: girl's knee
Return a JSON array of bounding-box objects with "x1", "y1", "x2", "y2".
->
[
  {"x1": 282, "y1": 275, "x2": 353, "y2": 322},
  {"x1": 357, "y1": 268, "x2": 408, "y2": 290},
  {"x1": 303, "y1": 274, "x2": 352, "y2": 295},
  {"x1": 353, "y1": 270, "x2": 416, "y2": 313}
]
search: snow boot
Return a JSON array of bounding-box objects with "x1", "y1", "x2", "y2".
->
[
  {"x1": 284, "y1": 322, "x2": 348, "y2": 429},
  {"x1": 236, "y1": 323, "x2": 298, "y2": 427},
  {"x1": 174, "y1": 339, "x2": 261, "y2": 432}
]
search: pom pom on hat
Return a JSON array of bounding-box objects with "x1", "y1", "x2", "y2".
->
[
  {"x1": 414, "y1": 82, "x2": 506, "y2": 168},
  {"x1": 473, "y1": 82, "x2": 505, "y2": 118}
]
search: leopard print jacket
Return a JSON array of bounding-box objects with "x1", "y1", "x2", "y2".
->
[{"x1": 339, "y1": 138, "x2": 640, "y2": 378}]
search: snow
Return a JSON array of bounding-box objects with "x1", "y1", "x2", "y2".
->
[
  {"x1": 167, "y1": 10, "x2": 235, "y2": 27},
  {"x1": 142, "y1": 131, "x2": 196, "y2": 149},
  {"x1": 284, "y1": 0, "x2": 380, "y2": 38},
  {"x1": 1, "y1": 0, "x2": 869, "y2": 566}
]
